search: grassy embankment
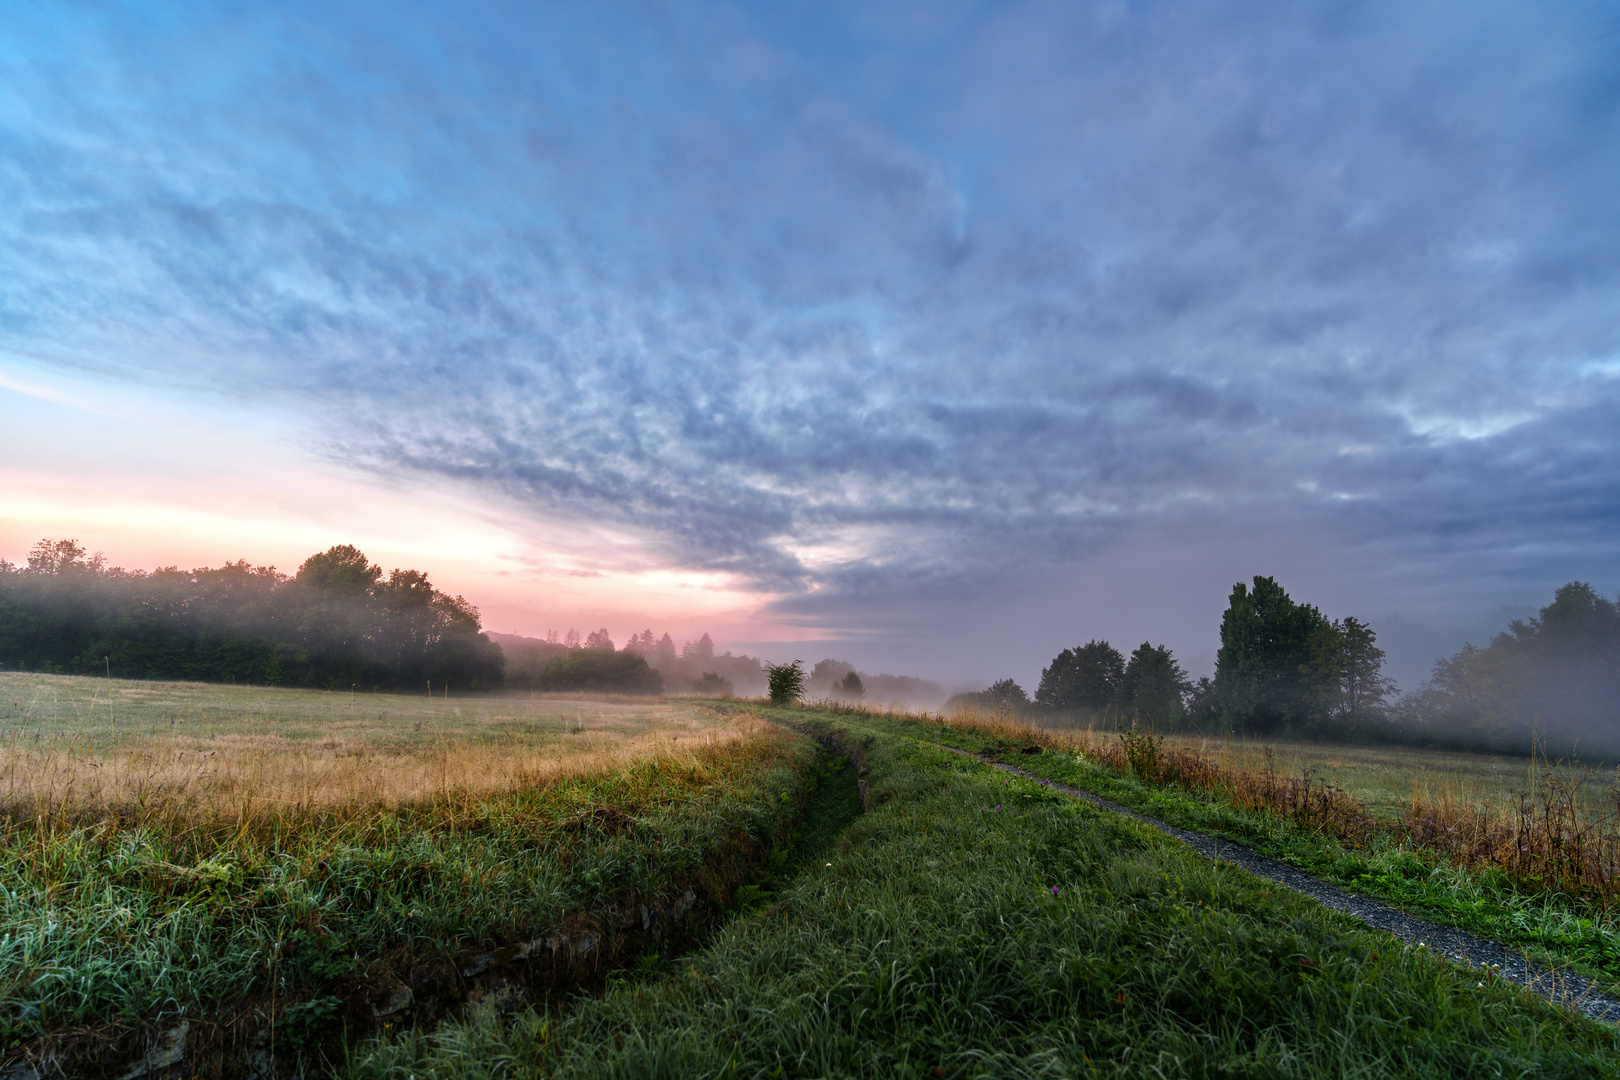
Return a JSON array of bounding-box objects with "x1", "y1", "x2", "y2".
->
[
  {"x1": 855, "y1": 706, "x2": 1620, "y2": 993},
  {"x1": 0, "y1": 674, "x2": 827, "y2": 1077},
  {"x1": 352, "y1": 704, "x2": 1618, "y2": 1079}
]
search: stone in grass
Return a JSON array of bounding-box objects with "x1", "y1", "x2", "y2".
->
[
  {"x1": 119, "y1": 1022, "x2": 190, "y2": 1080},
  {"x1": 371, "y1": 984, "x2": 415, "y2": 1018}
]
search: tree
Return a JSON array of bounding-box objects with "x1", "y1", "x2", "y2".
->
[
  {"x1": 0, "y1": 542, "x2": 504, "y2": 689},
  {"x1": 294, "y1": 545, "x2": 381, "y2": 594},
  {"x1": 1213, "y1": 576, "x2": 1326, "y2": 734},
  {"x1": 584, "y1": 628, "x2": 614, "y2": 650},
  {"x1": 1401, "y1": 582, "x2": 1620, "y2": 754},
  {"x1": 837, "y1": 670, "x2": 866, "y2": 700},
  {"x1": 766, "y1": 660, "x2": 806, "y2": 705},
  {"x1": 807, "y1": 658, "x2": 857, "y2": 697},
  {"x1": 1302, "y1": 616, "x2": 1392, "y2": 734},
  {"x1": 946, "y1": 678, "x2": 1031, "y2": 714},
  {"x1": 683, "y1": 633, "x2": 715, "y2": 662},
  {"x1": 1035, "y1": 640, "x2": 1124, "y2": 712},
  {"x1": 1184, "y1": 677, "x2": 1219, "y2": 728},
  {"x1": 984, "y1": 678, "x2": 1030, "y2": 712},
  {"x1": 26, "y1": 538, "x2": 103, "y2": 575},
  {"x1": 1118, "y1": 642, "x2": 1191, "y2": 727}
]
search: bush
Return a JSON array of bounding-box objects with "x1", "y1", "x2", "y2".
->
[{"x1": 766, "y1": 661, "x2": 805, "y2": 705}]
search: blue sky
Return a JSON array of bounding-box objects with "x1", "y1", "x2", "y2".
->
[{"x1": 3, "y1": 1, "x2": 1618, "y2": 690}]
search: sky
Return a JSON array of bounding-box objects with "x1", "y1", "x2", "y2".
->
[{"x1": 3, "y1": 0, "x2": 1618, "y2": 692}]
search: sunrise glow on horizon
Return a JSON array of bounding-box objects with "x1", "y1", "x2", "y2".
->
[{"x1": 0, "y1": 363, "x2": 803, "y2": 654}]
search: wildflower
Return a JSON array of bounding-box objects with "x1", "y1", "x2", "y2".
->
[{"x1": 1051, "y1": 886, "x2": 1059, "y2": 895}]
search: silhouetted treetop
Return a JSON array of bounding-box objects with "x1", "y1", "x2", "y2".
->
[
  {"x1": 1036, "y1": 640, "x2": 1124, "y2": 711},
  {"x1": 295, "y1": 544, "x2": 382, "y2": 595}
]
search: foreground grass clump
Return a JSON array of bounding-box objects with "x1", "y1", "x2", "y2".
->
[
  {"x1": 0, "y1": 700, "x2": 818, "y2": 1076},
  {"x1": 351, "y1": 711, "x2": 1618, "y2": 1079}
]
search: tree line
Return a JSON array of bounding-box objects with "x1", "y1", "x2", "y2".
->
[
  {"x1": 1, "y1": 540, "x2": 505, "y2": 690},
  {"x1": 489, "y1": 628, "x2": 767, "y2": 696},
  {"x1": 964, "y1": 574, "x2": 1618, "y2": 755}
]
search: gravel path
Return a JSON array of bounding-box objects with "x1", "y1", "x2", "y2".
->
[{"x1": 940, "y1": 744, "x2": 1620, "y2": 1026}]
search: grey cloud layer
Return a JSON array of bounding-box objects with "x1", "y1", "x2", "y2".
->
[{"x1": 2, "y1": 0, "x2": 1617, "y2": 632}]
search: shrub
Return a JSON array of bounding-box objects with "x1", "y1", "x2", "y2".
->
[{"x1": 766, "y1": 661, "x2": 805, "y2": 705}]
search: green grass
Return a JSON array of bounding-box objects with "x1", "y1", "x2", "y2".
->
[
  {"x1": 0, "y1": 708, "x2": 821, "y2": 1075},
  {"x1": 347, "y1": 710, "x2": 1619, "y2": 1079},
  {"x1": 852, "y1": 709, "x2": 1620, "y2": 995}
]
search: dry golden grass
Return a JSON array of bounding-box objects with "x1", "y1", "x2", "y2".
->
[
  {"x1": 944, "y1": 705, "x2": 1620, "y2": 902},
  {"x1": 0, "y1": 672, "x2": 767, "y2": 834}
]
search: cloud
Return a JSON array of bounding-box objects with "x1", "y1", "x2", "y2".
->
[{"x1": 2, "y1": 0, "x2": 1618, "y2": 658}]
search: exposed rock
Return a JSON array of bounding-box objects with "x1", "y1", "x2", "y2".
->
[
  {"x1": 118, "y1": 1021, "x2": 188, "y2": 1080},
  {"x1": 371, "y1": 984, "x2": 414, "y2": 1018}
]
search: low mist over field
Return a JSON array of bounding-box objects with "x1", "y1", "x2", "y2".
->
[{"x1": 5, "y1": 539, "x2": 1615, "y2": 758}]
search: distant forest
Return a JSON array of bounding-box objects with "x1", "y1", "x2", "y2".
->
[
  {"x1": 5, "y1": 539, "x2": 1612, "y2": 755},
  {"x1": 493, "y1": 631, "x2": 948, "y2": 704},
  {"x1": 0, "y1": 540, "x2": 504, "y2": 690},
  {"x1": 489, "y1": 629, "x2": 765, "y2": 697},
  {"x1": 960, "y1": 575, "x2": 1620, "y2": 758},
  {"x1": 0, "y1": 538, "x2": 951, "y2": 700}
]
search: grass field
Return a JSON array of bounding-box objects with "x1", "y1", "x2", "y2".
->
[
  {"x1": 888, "y1": 707, "x2": 1620, "y2": 994},
  {"x1": 353, "y1": 705, "x2": 1620, "y2": 1079},
  {"x1": 7, "y1": 678, "x2": 1620, "y2": 1078},
  {"x1": 0, "y1": 672, "x2": 745, "y2": 827},
  {"x1": 0, "y1": 673, "x2": 825, "y2": 1078},
  {"x1": 1033, "y1": 723, "x2": 1618, "y2": 824}
]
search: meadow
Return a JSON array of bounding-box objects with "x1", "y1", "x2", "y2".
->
[
  {"x1": 1040, "y1": 723, "x2": 1619, "y2": 825},
  {"x1": 5, "y1": 675, "x2": 1620, "y2": 1078},
  {"x1": 0, "y1": 673, "x2": 825, "y2": 1078},
  {"x1": 912, "y1": 707, "x2": 1620, "y2": 991},
  {"x1": 355, "y1": 705, "x2": 1619, "y2": 1078},
  {"x1": 0, "y1": 672, "x2": 747, "y2": 828}
]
